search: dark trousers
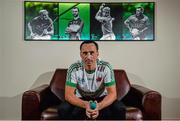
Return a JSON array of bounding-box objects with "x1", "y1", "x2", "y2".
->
[{"x1": 57, "y1": 96, "x2": 126, "y2": 120}]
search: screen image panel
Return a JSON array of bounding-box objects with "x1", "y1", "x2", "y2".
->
[
  {"x1": 58, "y1": 3, "x2": 90, "y2": 40},
  {"x1": 24, "y1": 1, "x2": 59, "y2": 40},
  {"x1": 122, "y1": 2, "x2": 155, "y2": 41},
  {"x1": 90, "y1": 3, "x2": 123, "y2": 41}
]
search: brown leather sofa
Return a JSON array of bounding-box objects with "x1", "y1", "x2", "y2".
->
[{"x1": 22, "y1": 69, "x2": 161, "y2": 120}]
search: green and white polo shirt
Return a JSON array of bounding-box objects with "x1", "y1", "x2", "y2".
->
[{"x1": 66, "y1": 59, "x2": 116, "y2": 98}]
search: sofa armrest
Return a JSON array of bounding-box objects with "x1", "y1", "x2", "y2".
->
[
  {"x1": 132, "y1": 84, "x2": 161, "y2": 119},
  {"x1": 22, "y1": 84, "x2": 49, "y2": 120},
  {"x1": 122, "y1": 84, "x2": 161, "y2": 120}
]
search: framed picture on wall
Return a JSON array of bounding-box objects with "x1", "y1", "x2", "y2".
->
[{"x1": 24, "y1": 1, "x2": 155, "y2": 41}]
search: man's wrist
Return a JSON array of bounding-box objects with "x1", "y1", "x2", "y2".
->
[
  {"x1": 98, "y1": 102, "x2": 103, "y2": 110},
  {"x1": 82, "y1": 100, "x2": 89, "y2": 109}
]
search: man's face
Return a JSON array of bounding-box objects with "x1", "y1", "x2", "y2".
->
[
  {"x1": 102, "y1": 10, "x2": 106, "y2": 17},
  {"x1": 72, "y1": 8, "x2": 79, "y2": 18},
  {"x1": 136, "y1": 8, "x2": 142, "y2": 16},
  {"x1": 40, "y1": 13, "x2": 49, "y2": 20},
  {"x1": 80, "y1": 43, "x2": 99, "y2": 68},
  {"x1": 102, "y1": 8, "x2": 109, "y2": 17}
]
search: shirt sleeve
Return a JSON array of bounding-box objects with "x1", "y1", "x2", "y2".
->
[
  {"x1": 103, "y1": 63, "x2": 116, "y2": 87},
  {"x1": 65, "y1": 65, "x2": 77, "y2": 88}
]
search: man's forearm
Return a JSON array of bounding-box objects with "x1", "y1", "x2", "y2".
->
[
  {"x1": 77, "y1": 21, "x2": 84, "y2": 33},
  {"x1": 140, "y1": 27, "x2": 148, "y2": 33},
  {"x1": 124, "y1": 20, "x2": 131, "y2": 31},
  {"x1": 98, "y1": 93, "x2": 117, "y2": 110},
  {"x1": 65, "y1": 93, "x2": 88, "y2": 109},
  {"x1": 95, "y1": 8, "x2": 102, "y2": 20},
  {"x1": 28, "y1": 23, "x2": 33, "y2": 34}
]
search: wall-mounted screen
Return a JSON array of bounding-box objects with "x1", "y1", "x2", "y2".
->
[{"x1": 24, "y1": 1, "x2": 155, "y2": 41}]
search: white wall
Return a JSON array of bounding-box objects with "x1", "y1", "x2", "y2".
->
[
  {"x1": 0, "y1": 2, "x2": 3, "y2": 119},
  {"x1": 0, "y1": 0, "x2": 180, "y2": 119},
  {"x1": 0, "y1": 2, "x2": 5, "y2": 118},
  {"x1": 0, "y1": 0, "x2": 2, "y2": 87},
  {"x1": 0, "y1": 1, "x2": 4, "y2": 118}
]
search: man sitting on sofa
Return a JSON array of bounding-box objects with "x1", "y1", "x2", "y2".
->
[{"x1": 57, "y1": 41, "x2": 125, "y2": 120}]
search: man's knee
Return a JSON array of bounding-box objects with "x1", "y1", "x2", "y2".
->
[
  {"x1": 57, "y1": 101, "x2": 73, "y2": 119},
  {"x1": 71, "y1": 107, "x2": 85, "y2": 119},
  {"x1": 112, "y1": 100, "x2": 126, "y2": 108},
  {"x1": 111, "y1": 100, "x2": 126, "y2": 119},
  {"x1": 58, "y1": 101, "x2": 72, "y2": 111}
]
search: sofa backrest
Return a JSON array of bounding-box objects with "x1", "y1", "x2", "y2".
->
[
  {"x1": 50, "y1": 69, "x2": 130, "y2": 101},
  {"x1": 114, "y1": 69, "x2": 131, "y2": 100}
]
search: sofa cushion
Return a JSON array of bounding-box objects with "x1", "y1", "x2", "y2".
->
[{"x1": 126, "y1": 106, "x2": 143, "y2": 120}]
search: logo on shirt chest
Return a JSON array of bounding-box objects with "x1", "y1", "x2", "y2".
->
[{"x1": 96, "y1": 77, "x2": 102, "y2": 82}]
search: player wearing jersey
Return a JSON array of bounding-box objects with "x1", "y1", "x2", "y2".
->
[
  {"x1": 65, "y1": 7, "x2": 84, "y2": 40},
  {"x1": 28, "y1": 9, "x2": 54, "y2": 40},
  {"x1": 124, "y1": 7, "x2": 150, "y2": 40},
  {"x1": 57, "y1": 41, "x2": 125, "y2": 120},
  {"x1": 95, "y1": 3, "x2": 116, "y2": 40}
]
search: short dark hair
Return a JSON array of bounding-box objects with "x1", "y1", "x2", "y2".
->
[
  {"x1": 80, "y1": 41, "x2": 99, "y2": 51},
  {"x1": 136, "y1": 7, "x2": 144, "y2": 13},
  {"x1": 73, "y1": 7, "x2": 79, "y2": 12}
]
